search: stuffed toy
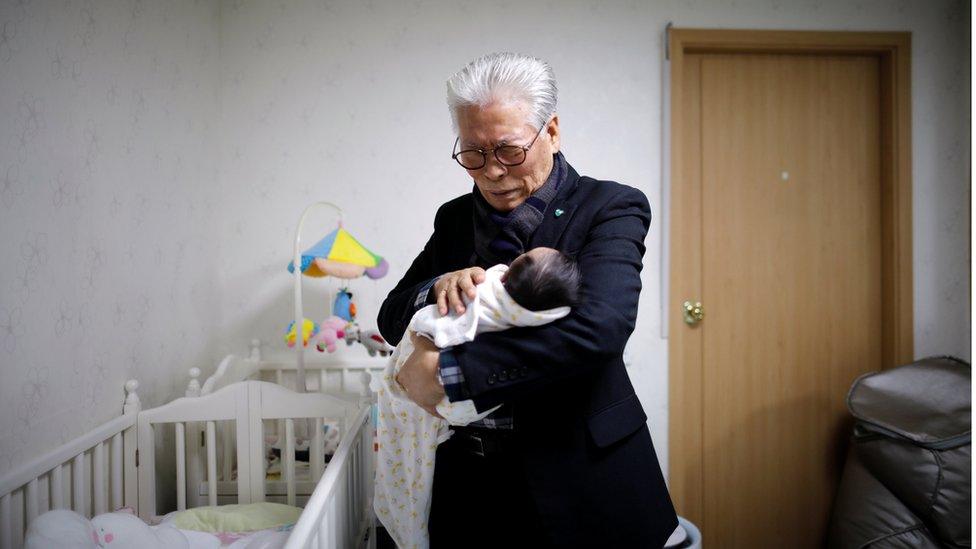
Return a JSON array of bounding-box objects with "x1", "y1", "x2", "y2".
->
[
  {"x1": 24, "y1": 509, "x2": 98, "y2": 549},
  {"x1": 284, "y1": 318, "x2": 319, "y2": 348},
  {"x1": 358, "y1": 328, "x2": 393, "y2": 356},
  {"x1": 332, "y1": 289, "x2": 356, "y2": 322},
  {"x1": 343, "y1": 324, "x2": 393, "y2": 357},
  {"x1": 25, "y1": 509, "x2": 194, "y2": 549},
  {"x1": 313, "y1": 315, "x2": 348, "y2": 353},
  {"x1": 91, "y1": 512, "x2": 189, "y2": 548}
]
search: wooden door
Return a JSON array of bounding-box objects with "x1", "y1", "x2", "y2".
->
[{"x1": 681, "y1": 52, "x2": 884, "y2": 547}]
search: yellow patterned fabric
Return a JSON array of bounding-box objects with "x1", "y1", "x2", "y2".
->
[{"x1": 170, "y1": 502, "x2": 302, "y2": 533}]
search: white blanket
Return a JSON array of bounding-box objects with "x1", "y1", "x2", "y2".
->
[{"x1": 372, "y1": 264, "x2": 570, "y2": 549}]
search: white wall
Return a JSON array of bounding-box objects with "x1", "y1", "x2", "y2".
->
[
  {"x1": 0, "y1": 0, "x2": 221, "y2": 477},
  {"x1": 215, "y1": 0, "x2": 970, "y2": 475},
  {"x1": 0, "y1": 0, "x2": 968, "y2": 481}
]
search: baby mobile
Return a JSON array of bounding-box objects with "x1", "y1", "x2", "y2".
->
[{"x1": 284, "y1": 202, "x2": 394, "y2": 391}]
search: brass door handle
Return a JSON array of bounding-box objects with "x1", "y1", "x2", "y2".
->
[{"x1": 683, "y1": 300, "x2": 704, "y2": 326}]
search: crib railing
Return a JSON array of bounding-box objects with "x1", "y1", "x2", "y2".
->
[
  {"x1": 193, "y1": 340, "x2": 386, "y2": 399},
  {"x1": 185, "y1": 343, "x2": 384, "y2": 509},
  {"x1": 286, "y1": 404, "x2": 375, "y2": 549},
  {"x1": 138, "y1": 380, "x2": 362, "y2": 519},
  {"x1": 1, "y1": 376, "x2": 377, "y2": 549},
  {"x1": 0, "y1": 380, "x2": 141, "y2": 549}
]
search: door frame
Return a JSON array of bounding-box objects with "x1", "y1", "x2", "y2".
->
[{"x1": 667, "y1": 28, "x2": 914, "y2": 524}]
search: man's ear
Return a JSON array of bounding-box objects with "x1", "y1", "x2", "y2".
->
[{"x1": 547, "y1": 114, "x2": 560, "y2": 153}]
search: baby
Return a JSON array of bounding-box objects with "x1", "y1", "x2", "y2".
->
[{"x1": 372, "y1": 247, "x2": 581, "y2": 549}]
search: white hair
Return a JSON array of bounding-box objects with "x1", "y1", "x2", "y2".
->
[{"x1": 446, "y1": 52, "x2": 557, "y2": 134}]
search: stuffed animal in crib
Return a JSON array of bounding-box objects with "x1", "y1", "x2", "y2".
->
[
  {"x1": 284, "y1": 318, "x2": 319, "y2": 348},
  {"x1": 91, "y1": 512, "x2": 189, "y2": 548},
  {"x1": 332, "y1": 288, "x2": 356, "y2": 322},
  {"x1": 25, "y1": 509, "x2": 191, "y2": 549},
  {"x1": 313, "y1": 315, "x2": 348, "y2": 353},
  {"x1": 25, "y1": 509, "x2": 98, "y2": 549}
]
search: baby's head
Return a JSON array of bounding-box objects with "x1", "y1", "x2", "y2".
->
[{"x1": 502, "y1": 247, "x2": 581, "y2": 311}]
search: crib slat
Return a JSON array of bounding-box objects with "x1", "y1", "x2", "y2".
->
[
  {"x1": 51, "y1": 464, "x2": 64, "y2": 509},
  {"x1": 206, "y1": 421, "x2": 217, "y2": 506},
  {"x1": 93, "y1": 441, "x2": 107, "y2": 515},
  {"x1": 350, "y1": 450, "x2": 357, "y2": 543},
  {"x1": 1, "y1": 492, "x2": 10, "y2": 549},
  {"x1": 318, "y1": 506, "x2": 329, "y2": 549},
  {"x1": 349, "y1": 453, "x2": 357, "y2": 541},
  {"x1": 221, "y1": 421, "x2": 233, "y2": 482},
  {"x1": 176, "y1": 422, "x2": 186, "y2": 511},
  {"x1": 325, "y1": 494, "x2": 342, "y2": 547},
  {"x1": 25, "y1": 477, "x2": 39, "y2": 528},
  {"x1": 339, "y1": 368, "x2": 347, "y2": 393},
  {"x1": 345, "y1": 445, "x2": 359, "y2": 530},
  {"x1": 345, "y1": 459, "x2": 353, "y2": 545},
  {"x1": 111, "y1": 432, "x2": 123, "y2": 510},
  {"x1": 311, "y1": 418, "x2": 324, "y2": 482},
  {"x1": 360, "y1": 423, "x2": 372, "y2": 545},
  {"x1": 72, "y1": 453, "x2": 85, "y2": 515},
  {"x1": 285, "y1": 418, "x2": 296, "y2": 507}
]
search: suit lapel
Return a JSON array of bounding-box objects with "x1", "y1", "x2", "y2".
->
[{"x1": 528, "y1": 162, "x2": 582, "y2": 250}]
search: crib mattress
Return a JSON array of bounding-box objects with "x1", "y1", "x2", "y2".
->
[
  {"x1": 160, "y1": 502, "x2": 299, "y2": 548},
  {"x1": 176, "y1": 526, "x2": 291, "y2": 548}
]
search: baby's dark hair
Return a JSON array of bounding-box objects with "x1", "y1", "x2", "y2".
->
[{"x1": 503, "y1": 248, "x2": 582, "y2": 311}]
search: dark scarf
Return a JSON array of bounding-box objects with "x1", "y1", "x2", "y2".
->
[{"x1": 471, "y1": 151, "x2": 567, "y2": 268}]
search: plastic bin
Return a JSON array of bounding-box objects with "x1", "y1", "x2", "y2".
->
[{"x1": 665, "y1": 516, "x2": 702, "y2": 549}]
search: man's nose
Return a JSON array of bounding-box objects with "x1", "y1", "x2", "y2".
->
[{"x1": 483, "y1": 155, "x2": 507, "y2": 180}]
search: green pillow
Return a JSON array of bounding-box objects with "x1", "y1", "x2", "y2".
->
[{"x1": 171, "y1": 502, "x2": 302, "y2": 532}]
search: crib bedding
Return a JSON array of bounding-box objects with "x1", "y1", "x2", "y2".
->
[
  {"x1": 169, "y1": 524, "x2": 291, "y2": 548},
  {"x1": 160, "y1": 502, "x2": 301, "y2": 548},
  {"x1": 8, "y1": 374, "x2": 373, "y2": 549},
  {"x1": 171, "y1": 524, "x2": 291, "y2": 548}
]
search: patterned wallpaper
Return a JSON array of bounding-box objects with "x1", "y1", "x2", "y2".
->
[
  {"x1": 0, "y1": 0, "x2": 968, "y2": 479},
  {"x1": 215, "y1": 0, "x2": 970, "y2": 474},
  {"x1": 0, "y1": 0, "x2": 220, "y2": 476}
]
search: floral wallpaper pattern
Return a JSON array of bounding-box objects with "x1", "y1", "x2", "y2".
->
[
  {"x1": 215, "y1": 0, "x2": 969, "y2": 474},
  {"x1": 0, "y1": 0, "x2": 220, "y2": 476}
]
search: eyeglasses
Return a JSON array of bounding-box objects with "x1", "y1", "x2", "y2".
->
[{"x1": 451, "y1": 123, "x2": 547, "y2": 170}]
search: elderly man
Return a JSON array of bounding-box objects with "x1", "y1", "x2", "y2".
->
[{"x1": 377, "y1": 52, "x2": 677, "y2": 548}]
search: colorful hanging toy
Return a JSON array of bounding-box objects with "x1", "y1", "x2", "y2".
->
[
  {"x1": 312, "y1": 315, "x2": 348, "y2": 353},
  {"x1": 332, "y1": 288, "x2": 356, "y2": 322},
  {"x1": 284, "y1": 221, "x2": 393, "y2": 356},
  {"x1": 285, "y1": 318, "x2": 319, "y2": 348},
  {"x1": 287, "y1": 223, "x2": 389, "y2": 279}
]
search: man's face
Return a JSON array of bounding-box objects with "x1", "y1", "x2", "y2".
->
[{"x1": 456, "y1": 99, "x2": 560, "y2": 213}]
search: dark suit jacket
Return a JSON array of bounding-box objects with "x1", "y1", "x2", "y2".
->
[{"x1": 377, "y1": 162, "x2": 678, "y2": 548}]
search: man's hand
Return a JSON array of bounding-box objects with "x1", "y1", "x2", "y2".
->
[
  {"x1": 433, "y1": 267, "x2": 485, "y2": 316},
  {"x1": 396, "y1": 331, "x2": 446, "y2": 418}
]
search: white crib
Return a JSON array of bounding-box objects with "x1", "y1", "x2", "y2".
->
[
  {"x1": 183, "y1": 340, "x2": 386, "y2": 509},
  {"x1": 196, "y1": 339, "x2": 386, "y2": 400},
  {"x1": 0, "y1": 377, "x2": 376, "y2": 549}
]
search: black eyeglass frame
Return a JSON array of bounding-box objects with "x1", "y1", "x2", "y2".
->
[{"x1": 451, "y1": 122, "x2": 548, "y2": 170}]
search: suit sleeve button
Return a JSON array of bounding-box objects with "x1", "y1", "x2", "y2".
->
[
  {"x1": 487, "y1": 373, "x2": 497, "y2": 385},
  {"x1": 498, "y1": 370, "x2": 509, "y2": 381},
  {"x1": 519, "y1": 367, "x2": 528, "y2": 377}
]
